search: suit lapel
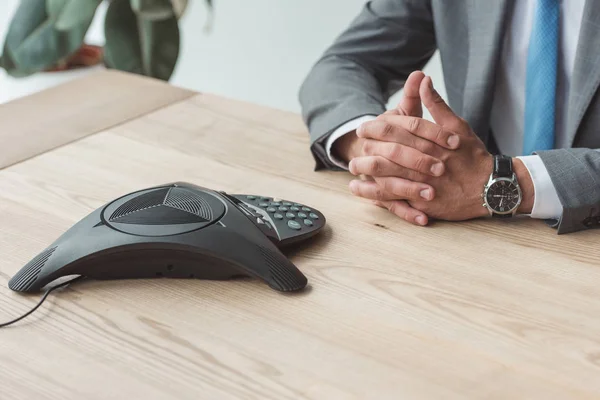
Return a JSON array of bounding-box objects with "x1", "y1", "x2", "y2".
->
[
  {"x1": 566, "y1": 0, "x2": 600, "y2": 146},
  {"x1": 462, "y1": 0, "x2": 512, "y2": 140}
]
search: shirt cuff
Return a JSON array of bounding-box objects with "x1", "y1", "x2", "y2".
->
[
  {"x1": 325, "y1": 115, "x2": 378, "y2": 170},
  {"x1": 517, "y1": 155, "x2": 563, "y2": 220}
]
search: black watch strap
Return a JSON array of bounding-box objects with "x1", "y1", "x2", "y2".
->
[
  {"x1": 491, "y1": 155, "x2": 515, "y2": 218},
  {"x1": 494, "y1": 155, "x2": 513, "y2": 178},
  {"x1": 493, "y1": 212, "x2": 513, "y2": 219}
]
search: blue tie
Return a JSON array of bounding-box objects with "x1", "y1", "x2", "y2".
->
[{"x1": 523, "y1": 0, "x2": 559, "y2": 155}]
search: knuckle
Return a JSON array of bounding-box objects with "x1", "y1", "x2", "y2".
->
[
  {"x1": 361, "y1": 140, "x2": 371, "y2": 155},
  {"x1": 368, "y1": 158, "x2": 382, "y2": 175},
  {"x1": 434, "y1": 126, "x2": 446, "y2": 144},
  {"x1": 400, "y1": 182, "x2": 417, "y2": 198},
  {"x1": 408, "y1": 117, "x2": 420, "y2": 133},
  {"x1": 380, "y1": 122, "x2": 395, "y2": 139},
  {"x1": 373, "y1": 187, "x2": 385, "y2": 200},
  {"x1": 388, "y1": 144, "x2": 404, "y2": 161},
  {"x1": 413, "y1": 155, "x2": 428, "y2": 172}
]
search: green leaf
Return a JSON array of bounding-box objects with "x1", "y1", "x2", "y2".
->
[
  {"x1": 105, "y1": 0, "x2": 180, "y2": 81},
  {"x1": 0, "y1": 0, "x2": 96, "y2": 77},
  {"x1": 46, "y1": 0, "x2": 101, "y2": 31},
  {"x1": 130, "y1": 0, "x2": 175, "y2": 20}
]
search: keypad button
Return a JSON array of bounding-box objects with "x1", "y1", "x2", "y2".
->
[
  {"x1": 279, "y1": 206, "x2": 289, "y2": 212},
  {"x1": 302, "y1": 207, "x2": 311, "y2": 212},
  {"x1": 271, "y1": 202, "x2": 281, "y2": 207},
  {"x1": 246, "y1": 195, "x2": 256, "y2": 200},
  {"x1": 287, "y1": 220, "x2": 302, "y2": 230},
  {"x1": 303, "y1": 219, "x2": 313, "y2": 226},
  {"x1": 272, "y1": 198, "x2": 282, "y2": 202},
  {"x1": 286, "y1": 212, "x2": 295, "y2": 219},
  {"x1": 294, "y1": 203, "x2": 302, "y2": 207},
  {"x1": 261, "y1": 197, "x2": 271, "y2": 201},
  {"x1": 259, "y1": 203, "x2": 269, "y2": 208},
  {"x1": 283, "y1": 202, "x2": 292, "y2": 206},
  {"x1": 274, "y1": 213, "x2": 284, "y2": 220},
  {"x1": 290, "y1": 206, "x2": 300, "y2": 211},
  {"x1": 267, "y1": 207, "x2": 277, "y2": 213},
  {"x1": 309, "y1": 213, "x2": 319, "y2": 219},
  {"x1": 298, "y1": 212, "x2": 307, "y2": 219}
]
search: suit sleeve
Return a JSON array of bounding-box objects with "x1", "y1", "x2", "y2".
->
[
  {"x1": 536, "y1": 148, "x2": 600, "y2": 234},
  {"x1": 298, "y1": 0, "x2": 437, "y2": 170}
]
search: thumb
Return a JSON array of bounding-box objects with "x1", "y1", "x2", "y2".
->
[
  {"x1": 396, "y1": 70, "x2": 425, "y2": 117},
  {"x1": 420, "y1": 76, "x2": 462, "y2": 131}
]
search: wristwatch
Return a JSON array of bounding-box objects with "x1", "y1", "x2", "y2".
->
[{"x1": 482, "y1": 155, "x2": 522, "y2": 218}]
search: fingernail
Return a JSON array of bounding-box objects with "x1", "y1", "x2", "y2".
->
[
  {"x1": 416, "y1": 215, "x2": 426, "y2": 226},
  {"x1": 348, "y1": 159, "x2": 356, "y2": 174},
  {"x1": 430, "y1": 162, "x2": 444, "y2": 176},
  {"x1": 428, "y1": 77, "x2": 434, "y2": 91},
  {"x1": 420, "y1": 188, "x2": 432, "y2": 200},
  {"x1": 447, "y1": 135, "x2": 459, "y2": 148}
]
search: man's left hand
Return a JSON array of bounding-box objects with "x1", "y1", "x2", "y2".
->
[{"x1": 349, "y1": 76, "x2": 534, "y2": 222}]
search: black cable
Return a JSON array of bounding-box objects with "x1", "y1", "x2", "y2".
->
[{"x1": 0, "y1": 276, "x2": 84, "y2": 328}]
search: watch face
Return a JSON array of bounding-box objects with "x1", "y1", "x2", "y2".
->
[{"x1": 486, "y1": 179, "x2": 520, "y2": 213}]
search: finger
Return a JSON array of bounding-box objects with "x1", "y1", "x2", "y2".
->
[
  {"x1": 349, "y1": 180, "x2": 400, "y2": 201},
  {"x1": 349, "y1": 178, "x2": 434, "y2": 202},
  {"x1": 358, "y1": 116, "x2": 460, "y2": 150},
  {"x1": 361, "y1": 117, "x2": 460, "y2": 150},
  {"x1": 362, "y1": 139, "x2": 445, "y2": 176},
  {"x1": 373, "y1": 176, "x2": 435, "y2": 201},
  {"x1": 396, "y1": 71, "x2": 425, "y2": 117},
  {"x1": 349, "y1": 156, "x2": 428, "y2": 181},
  {"x1": 379, "y1": 199, "x2": 429, "y2": 226},
  {"x1": 420, "y1": 76, "x2": 464, "y2": 132}
]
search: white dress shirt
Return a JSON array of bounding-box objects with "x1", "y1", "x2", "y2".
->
[{"x1": 326, "y1": 0, "x2": 585, "y2": 220}]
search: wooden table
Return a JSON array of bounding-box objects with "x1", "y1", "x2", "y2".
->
[{"x1": 1, "y1": 71, "x2": 599, "y2": 400}]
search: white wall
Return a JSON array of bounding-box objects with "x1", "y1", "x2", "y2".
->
[{"x1": 0, "y1": 0, "x2": 445, "y2": 113}]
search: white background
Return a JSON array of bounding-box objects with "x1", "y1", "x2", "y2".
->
[{"x1": 0, "y1": 0, "x2": 446, "y2": 112}]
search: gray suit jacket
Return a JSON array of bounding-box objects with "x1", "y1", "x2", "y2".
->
[{"x1": 299, "y1": 0, "x2": 600, "y2": 234}]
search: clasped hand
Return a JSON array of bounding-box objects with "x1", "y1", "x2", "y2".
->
[{"x1": 345, "y1": 71, "x2": 493, "y2": 226}]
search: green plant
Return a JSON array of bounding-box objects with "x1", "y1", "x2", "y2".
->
[{"x1": 0, "y1": 0, "x2": 210, "y2": 81}]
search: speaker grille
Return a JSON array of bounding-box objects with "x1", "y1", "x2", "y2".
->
[
  {"x1": 108, "y1": 187, "x2": 216, "y2": 226},
  {"x1": 110, "y1": 205, "x2": 206, "y2": 225},
  {"x1": 109, "y1": 188, "x2": 170, "y2": 221},
  {"x1": 9, "y1": 247, "x2": 57, "y2": 292},
  {"x1": 259, "y1": 247, "x2": 307, "y2": 291},
  {"x1": 165, "y1": 188, "x2": 214, "y2": 221}
]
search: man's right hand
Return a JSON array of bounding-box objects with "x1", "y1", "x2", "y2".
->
[
  {"x1": 332, "y1": 71, "x2": 461, "y2": 225},
  {"x1": 333, "y1": 71, "x2": 427, "y2": 164}
]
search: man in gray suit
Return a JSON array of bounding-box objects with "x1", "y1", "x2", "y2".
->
[{"x1": 299, "y1": 0, "x2": 600, "y2": 234}]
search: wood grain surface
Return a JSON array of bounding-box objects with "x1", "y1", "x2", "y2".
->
[
  {"x1": 0, "y1": 70, "x2": 195, "y2": 170},
  {"x1": 1, "y1": 75, "x2": 600, "y2": 400}
]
